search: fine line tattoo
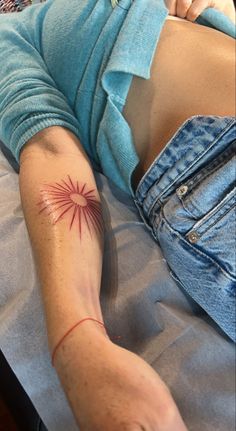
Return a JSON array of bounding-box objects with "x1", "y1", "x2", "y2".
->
[{"x1": 37, "y1": 175, "x2": 103, "y2": 239}]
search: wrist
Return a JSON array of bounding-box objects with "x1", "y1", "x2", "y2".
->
[
  {"x1": 42, "y1": 282, "x2": 105, "y2": 353},
  {"x1": 52, "y1": 319, "x2": 110, "y2": 369}
]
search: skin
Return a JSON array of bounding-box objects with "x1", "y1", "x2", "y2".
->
[
  {"x1": 54, "y1": 321, "x2": 187, "y2": 431},
  {"x1": 165, "y1": 0, "x2": 235, "y2": 23},
  {"x1": 123, "y1": 15, "x2": 235, "y2": 189},
  {"x1": 37, "y1": 175, "x2": 103, "y2": 239},
  {"x1": 19, "y1": 129, "x2": 188, "y2": 431}
]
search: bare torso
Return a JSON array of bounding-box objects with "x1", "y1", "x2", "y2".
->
[{"x1": 122, "y1": 17, "x2": 235, "y2": 191}]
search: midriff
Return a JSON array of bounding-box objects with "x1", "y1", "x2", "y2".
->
[{"x1": 122, "y1": 16, "x2": 235, "y2": 191}]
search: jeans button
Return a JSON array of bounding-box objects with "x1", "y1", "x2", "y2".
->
[
  {"x1": 187, "y1": 231, "x2": 199, "y2": 243},
  {"x1": 176, "y1": 185, "x2": 188, "y2": 197}
]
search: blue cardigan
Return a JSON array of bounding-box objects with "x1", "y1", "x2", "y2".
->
[{"x1": 0, "y1": 0, "x2": 234, "y2": 195}]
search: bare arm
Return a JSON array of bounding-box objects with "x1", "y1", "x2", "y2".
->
[
  {"x1": 19, "y1": 126, "x2": 110, "y2": 422},
  {"x1": 19, "y1": 126, "x2": 187, "y2": 431},
  {"x1": 19, "y1": 126, "x2": 106, "y2": 348}
]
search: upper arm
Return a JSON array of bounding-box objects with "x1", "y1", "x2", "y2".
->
[{"x1": 0, "y1": 9, "x2": 82, "y2": 165}]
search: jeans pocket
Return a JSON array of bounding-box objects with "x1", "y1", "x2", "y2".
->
[
  {"x1": 162, "y1": 144, "x2": 236, "y2": 278},
  {"x1": 177, "y1": 142, "x2": 235, "y2": 221},
  {"x1": 186, "y1": 187, "x2": 235, "y2": 239},
  {"x1": 185, "y1": 188, "x2": 236, "y2": 278}
]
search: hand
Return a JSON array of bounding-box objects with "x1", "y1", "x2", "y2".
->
[
  {"x1": 65, "y1": 336, "x2": 188, "y2": 431},
  {"x1": 165, "y1": 0, "x2": 235, "y2": 23}
]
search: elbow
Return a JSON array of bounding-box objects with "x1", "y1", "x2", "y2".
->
[{"x1": 19, "y1": 126, "x2": 90, "y2": 166}]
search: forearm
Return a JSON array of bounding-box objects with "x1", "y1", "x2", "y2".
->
[{"x1": 19, "y1": 128, "x2": 108, "y2": 405}]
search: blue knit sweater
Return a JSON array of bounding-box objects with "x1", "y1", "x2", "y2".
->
[{"x1": 0, "y1": 0, "x2": 235, "y2": 195}]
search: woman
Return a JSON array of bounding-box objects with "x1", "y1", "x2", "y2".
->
[{"x1": 0, "y1": 1, "x2": 235, "y2": 430}]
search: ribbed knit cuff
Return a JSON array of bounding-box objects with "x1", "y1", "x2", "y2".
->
[{"x1": 10, "y1": 114, "x2": 82, "y2": 164}]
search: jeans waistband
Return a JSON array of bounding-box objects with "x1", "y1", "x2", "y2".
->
[{"x1": 134, "y1": 115, "x2": 236, "y2": 225}]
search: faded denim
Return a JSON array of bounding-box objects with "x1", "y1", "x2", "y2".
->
[{"x1": 134, "y1": 115, "x2": 236, "y2": 342}]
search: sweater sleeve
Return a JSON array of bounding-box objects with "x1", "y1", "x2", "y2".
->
[{"x1": 0, "y1": 5, "x2": 82, "y2": 164}]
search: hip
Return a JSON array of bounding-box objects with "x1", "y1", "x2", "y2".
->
[
  {"x1": 133, "y1": 114, "x2": 236, "y2": 341},
  {"x1": 122, "y1": 18, "x2": 235, "y2": 192}
]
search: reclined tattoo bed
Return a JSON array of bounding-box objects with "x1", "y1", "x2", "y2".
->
[{"x1": 0, "y1": 141, "x2": 235, "y2": 431}]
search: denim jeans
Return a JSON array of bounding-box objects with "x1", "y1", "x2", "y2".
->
[{"x1": 134, "y1": 115, "x2": 236, "y2": 342}]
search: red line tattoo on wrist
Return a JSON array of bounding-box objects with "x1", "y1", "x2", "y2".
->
[{"x1": 37, "y1": 175, "x2": 103, "y2": 239}]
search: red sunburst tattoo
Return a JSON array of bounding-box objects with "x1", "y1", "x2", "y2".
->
[{"x1": 37, "y1": 175, "x2": 103, "y2": 239}]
